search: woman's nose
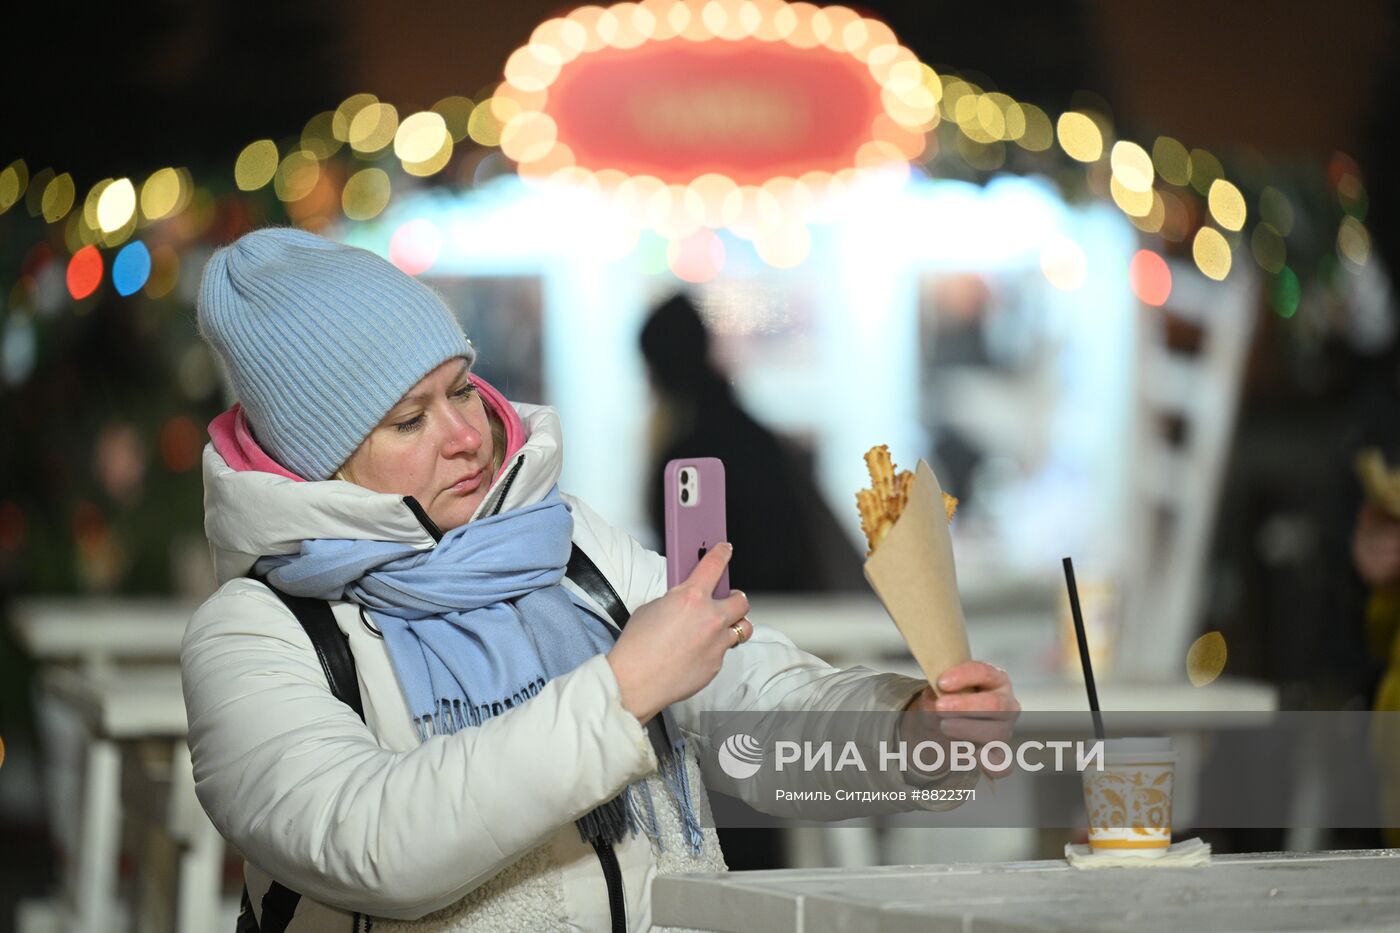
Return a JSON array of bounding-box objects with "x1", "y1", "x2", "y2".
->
[{"x1": 440, "y1": 403, "x2": 482, "y2": 455}]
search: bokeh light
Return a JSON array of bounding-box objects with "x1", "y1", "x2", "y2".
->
[
  {"x1": 1110, "y1": 140, "x2": 1154, "y2": 192},
  {"x1": 1040, "y1": 235, "x2": 1087, "y2": 291},
  {"x1": 1188, "y1": 148, "x2": 1223, "y2": 196},
  {"x1": 467, "y1": 98, "x2": 507, "y2": 146},
  {"x1": 1056, "y1": 111, "x2": 1103, "y2": 162},
  {"x1": 342, "y1": 168, "x2": 392, "y2": 220},
  {"x1": 144, "y1": 245, "x2": 181, "y2": 299},
  {"x1": 395, "y1": 111, "x2": 450, "y2": 163},
  {"x1": 1207, "y1": 179, "x2": 1246, "y2": 231},
  {"x1": 1016, "y1": 103, "x2": 1054, "y2": 151},
  {"x1": 1158, "y1": 189, "x2": 1191, "y2": 242},
  {"x1": 26, "y1": 168, "x2": 54, "y2": 217},
  {"x1": 332, "y1": 93, "x2": 379, "y2": 141},
  {"x1": 273, "y1": 150, "x2": 321, "y2": 203},
  {"x1": 432, "y1": 96, "x2": 475, "y2": 142},
  {"x1": 349, "y1": 102, "x2": 399, "y2": 153},
  {"x1": 1110, "y1": 176, "x2": 1153, "y2": 217},
  {"x1": 0, "y1": 160, "x2": 26, "y2": 214},
  {"x1": 1151, "y1": 136, "x2": 1191, "y2": 187},
  {"x1": 1129, "y1": 249, "x2": 1172, "y2": 307},
  {"x1": 1192, "y1": 226, "x2": 1232, "y2": 281},
  {"x1": 234, "y1": 140, "x2": 279, "y2": 191},
  {"x1": 41, "y1": 173, "x2": 75, "y2": 223},
  {"x1": 505, "y1": 42, "x2": 564, "y2": 92},
  {"x1": 160, "y1": 415, "x2": 202, "y2": 473},
  {"x1": 754, "y1": 221, "x2": 812, "y2": 268},
  {"x1": 500, "y1": 111, "x2": 558, "y2": 164},
  {"x1": 139, "y1": 168, "x2": 182, "y2": 221},
  {"x1": 667, "y1": 228, "x2": 726, "y2": 282},
  {"x1": 1259, "y1": 186, "x2": 1295, "y2": 235},
  {"x1": 300, "y1": 111, "x2": 343, "y2": 160},
  {"x1": 1127, "y1": 190, "x2": 1166, "y2": 234},
  {"x1": 389, "y1": 219, "x2": 442, "y2": 275},
  {"x1": 1338, "y1": 216, "x2": 1371, "y2": 266},
  {"x1": 1186, "y1": 631, "x2": 1227, "y2": 686},
  {"x1": 96, "y1": 179, "x2": 136, "y2": 233},
  {"x1": 112, "y1": 241, "x2": 152, "y2": 296},
  {"x1": 1, "y1": 316, "x2": 37, "y2": 387},
  {"x1": 66, "y1": 245, "x2": 103, "y2": 300},
  {"x1": 1337, "y1": 171, "x2": 1368, "y2": 220},
  {"x1": 1271, "y1": 266, "x2": 1301, "y2": 318},
  {"x1": 1250, "y1": 224, "x2": 1286, "y2": 274}
]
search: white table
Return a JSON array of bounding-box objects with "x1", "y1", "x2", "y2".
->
[
  {"x1": 38, "y1": 666, "x2": 222, "y2": 933},
  {"x1": 11, "y1": 600, "x2": 217, "y2": 933},
  {"x1": 11, "y1": 598, "x2": 195, "y2": 669},
  {"x1": 653, "y1": 848, "x2": 1400, "y2": 932}
]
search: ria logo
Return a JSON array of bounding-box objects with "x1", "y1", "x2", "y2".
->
[{"x1": 717, "y1": 733, "x2": 764, "y2": 779}]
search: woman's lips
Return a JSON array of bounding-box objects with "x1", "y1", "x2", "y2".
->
[{"x1": 449, "y1": 471, "x2": 484, "y2": 494}]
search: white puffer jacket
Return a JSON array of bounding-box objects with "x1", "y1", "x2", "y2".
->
[{"x1": 182, "y1": 402, "x2": 934, "y2": 932}]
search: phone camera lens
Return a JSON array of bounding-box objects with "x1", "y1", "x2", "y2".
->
[
  {"x1": 680, "y1": 488, "x2": 690, "y2": 504},
  {"x1": 681, "y1": 472, "x2": 692, "y2": 486}
]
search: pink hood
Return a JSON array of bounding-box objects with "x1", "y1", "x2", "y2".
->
[{"x1": 207, "y1": 374, "x2": 527, "y2": 482}]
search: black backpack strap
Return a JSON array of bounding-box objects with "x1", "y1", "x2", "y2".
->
[
  {"x1": 240, "y1": 577, "x2": 368, "y2": 932},
  {"x1": 257, "y1": 576, "x2": 365, "y2": 723},
  {"x1": 257, "y1": 881, "x2": 302, "y2": 933},
  {"x1": 566, "y1": 544, "x2": 630, "y2": 632}
]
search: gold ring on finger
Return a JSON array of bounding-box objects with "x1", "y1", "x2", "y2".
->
[{"x1": 730, "y1": 621, "x2": 748, "y2": 647}]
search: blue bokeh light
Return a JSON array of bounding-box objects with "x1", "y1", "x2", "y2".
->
[{"x1": 113, "y1": 241, "x2": 152, "y2": 297}]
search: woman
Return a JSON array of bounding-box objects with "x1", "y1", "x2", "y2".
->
[{"x1": 183, "y1": 227, "x2": 1018, "y2": 932}]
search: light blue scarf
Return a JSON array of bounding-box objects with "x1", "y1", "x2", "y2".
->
[{"x1": 254, "y1": 486, "x2": 702, "y2": 853}]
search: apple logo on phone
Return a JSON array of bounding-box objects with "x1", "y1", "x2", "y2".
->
[{"x1": 697, "y1": 543, "x2": 708, "y2": 562}]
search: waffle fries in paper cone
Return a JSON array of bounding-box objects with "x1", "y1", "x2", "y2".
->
[{"x1": 857, "y1": 447, "x2": 971, "y2": 692}]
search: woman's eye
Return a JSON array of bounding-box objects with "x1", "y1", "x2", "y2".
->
[
  {"x1": 394, "y1": 414, "x2": 425, "y2": 434},
  {"x1": 452, "y1": 384, "x2": 476, "y2": 400}
]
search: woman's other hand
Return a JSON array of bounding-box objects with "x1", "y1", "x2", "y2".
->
[
  {"x1": 1354, "y1": 503, "x2": 1400, "y2": 589},
  {"x1": 607, "y1": 543, "x2": 751, "y2": 724},
  {"x1": 901, "y1": 661, "x2": 1021, "y2": 778}
]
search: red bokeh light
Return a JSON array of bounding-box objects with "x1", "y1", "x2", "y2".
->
[
  {"x1": 66, "y1": 245, "x2": 104, "y2": 300},
  {"x1": 161, "y1": 415, "x2": 202, "y2": 473},
  {"x1": 1129, "y1": 249, "x2": 1172, "y2": 307}
]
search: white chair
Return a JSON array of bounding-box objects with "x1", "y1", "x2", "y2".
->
[{"x1": 1117, "y1": 256, "x2": 1259, "y2": 676}]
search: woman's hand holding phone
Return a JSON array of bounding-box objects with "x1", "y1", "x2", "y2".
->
[{"x1": 607, "y1": 543, "x2": 751, "y2": 725}]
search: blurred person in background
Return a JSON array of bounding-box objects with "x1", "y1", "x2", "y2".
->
[
  {"x1": 183, "y1": 228, "x2": 1018, "y2": 932},
  {"x1": 639, "y1": 292, "x2": 867, "y2": 871},
  {"x1": 640, "y1": 292, "x2": 866, "y2": 595}
]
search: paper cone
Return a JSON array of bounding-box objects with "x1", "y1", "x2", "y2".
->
[{"x1": 863, "y1": 459, "x2": 971, "y2": 689}]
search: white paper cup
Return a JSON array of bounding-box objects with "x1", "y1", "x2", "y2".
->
[{"x1": 1082, "y1": 737, "x2": 1175, "y2": 858}]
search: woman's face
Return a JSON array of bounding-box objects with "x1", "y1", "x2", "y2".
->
[{"x1": 341, "y1": 357, "x2": 495, "y2": 533}]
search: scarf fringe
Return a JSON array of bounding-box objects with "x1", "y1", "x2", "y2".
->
[
  {"x1": 413, "y1": 686, "x2": 545, "y2": 741},
  {"x1": 572, "y1": 736, "x2": 703, "y2": 856},
  {"x1": 658, "y1": 738, "x2": 705, "y2": 856}
]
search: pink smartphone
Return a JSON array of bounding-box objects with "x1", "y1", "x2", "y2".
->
[{"x1": 664, "y1": 457, "x2": 730, "y2": 597}]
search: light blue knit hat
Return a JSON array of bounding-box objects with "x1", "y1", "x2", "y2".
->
[{"x1": 197, "y1": 227, "x2": 474, "y2": 480}]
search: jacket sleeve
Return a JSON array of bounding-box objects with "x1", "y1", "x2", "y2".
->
[{"x1": 180, "y1": 581, "x2": 658, "y2": 921}]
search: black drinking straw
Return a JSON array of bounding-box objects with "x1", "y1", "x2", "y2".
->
[{"x1": 1062, "y1": 556, "x2": 1105, "y2": 742}]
